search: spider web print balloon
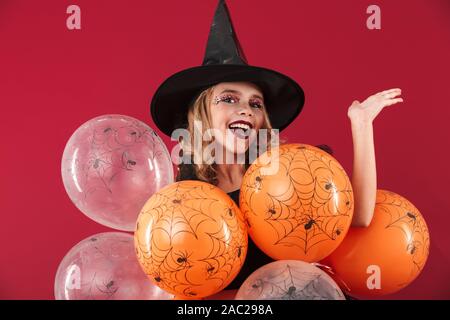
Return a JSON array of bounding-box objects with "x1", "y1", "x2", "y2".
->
[
  {"x1": 322, "y1": 189, "x2": 430, "y2": 298},
  {"x1": 135, "y1": 181, "x2": 248, "y2": 299},
  {"x1": 235, "y1": 260, "x2": 345, "y2": 300},
  {"x1": 54, "y1": 232, "x2": 174, "y2": 300},
  {"x1": 61, "y1": 114, "x2": 174, "y2": 231},
  {"x1": 240, "y1": 144, "x2": 354, "y2": 262}
]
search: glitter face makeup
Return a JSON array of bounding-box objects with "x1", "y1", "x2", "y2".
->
[
  {"x1": 214, "y1": 93, "x2": 264, "y2": 109},
  {"x1": 209, "y1": 83, "x2": 266, "y2": 158}
]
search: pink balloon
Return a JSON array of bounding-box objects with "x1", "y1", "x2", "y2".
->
[
  {"x1": 54, "y1": 232, "x2": 174, "y2": 300},
  {"x1": 235, "y1": 260, "x2": 345, "y2": 300},
  {"x1": 61, "y1": 114, "x2": 174, "y2": 231}
]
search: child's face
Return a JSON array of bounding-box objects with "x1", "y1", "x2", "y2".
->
[{"x1": 210, "y1": 82, "x2": 265, "y2": 157}]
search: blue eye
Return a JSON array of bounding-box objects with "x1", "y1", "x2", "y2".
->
[
  {"x1": 250, "y1": 102, "x2": 263, "y2": 109},
  {"x1": 216, "y1": 94, "x2": 238, "y2": 104},
  {"x1": 215, "y1": 94, "x2": 264, "y2": 109},
  {"x1": 223, "y1": 97, "x2": 236, "y2": 103},
  {"x1": 250, "y1": 99, "x2": 264, "y2": 109}
]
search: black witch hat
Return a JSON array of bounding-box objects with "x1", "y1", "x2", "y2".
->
[{"x1": 150, "y1": 0, "x2": 305, "y2": 137}]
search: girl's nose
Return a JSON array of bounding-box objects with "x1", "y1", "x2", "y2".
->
[{"x1": 237, "y1": 101, "x2": 254, "y2": 117}]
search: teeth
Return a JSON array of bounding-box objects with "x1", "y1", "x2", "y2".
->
[{"x1": 229, "y1": 123, "x2": 250, "y2": 131}]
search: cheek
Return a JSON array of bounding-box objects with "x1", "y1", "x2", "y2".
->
[
  {"x1": 210, "y1": 107, "x2": 229, "y2": 129},
  {"x1": 254, "y1": 113, "x2": 265, "y2": 130}
]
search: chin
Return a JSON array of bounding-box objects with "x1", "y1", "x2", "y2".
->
[{"x1": 222, "y1": 146, "x2": 248, "y2": 163}]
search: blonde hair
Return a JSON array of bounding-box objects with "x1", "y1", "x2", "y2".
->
[{"x1": 179, "y1": 85, "x2": 274, "y2": 185}]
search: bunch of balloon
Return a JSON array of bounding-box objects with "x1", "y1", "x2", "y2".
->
[
  {"x1": 56, "y1": 114, "x2": 175, "y2": 300},
  {"x1": 134, "y1": 180, "x2": 248, "y2": 299},
  {"x1": 240, "y1": 144, "x2": 354, "y2": 262},
  {"x1": 322, "y1": 189, "x2": 430, "y2": 299}
]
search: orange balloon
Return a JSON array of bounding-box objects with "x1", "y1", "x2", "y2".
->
[
  {"x1": 134, "y1": 180, "x2": 248, "y2": 299},
  {"x1": 322, "y1": 189, "x2": 430, "y2": 298},
  {"x1": 240, "y1": 144, "x2": 354, "y2": 262}
]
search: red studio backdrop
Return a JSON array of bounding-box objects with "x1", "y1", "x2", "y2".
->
[{"x1": 1, "y1": 0, "x2": 449, "y2": 299}]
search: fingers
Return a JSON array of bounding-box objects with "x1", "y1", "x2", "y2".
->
[
  {"x1": 378, "y1": 88, "x2": 401, "y2": 96},
  {"x1": 376, "y1": 89, "x2": 402, "y2": 101},
  {"x1": 383, "y1": 97, "x2": 404, "y2": 107},
  {"x1": 376, "y1": 88, "x2": 403, "y2": 104},
  {"x1": 383, "y1": 91, "x2": 402, "y2": 99}
]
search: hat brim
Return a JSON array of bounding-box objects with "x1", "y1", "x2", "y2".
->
[{"x1": 150, "y1": 64, "x2": 305, "y2": 137}]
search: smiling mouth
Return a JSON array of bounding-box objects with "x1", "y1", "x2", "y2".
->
[{"x1": 228, "y1": 120, "x2": 253, "y2": 139}]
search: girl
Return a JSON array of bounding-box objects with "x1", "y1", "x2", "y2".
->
[
  {"x1": 173, "y1": 81, "x2": 402, "y2": 298},
  {"x1": 149, "y1": 0, "x2": 403, "y2": 298}
]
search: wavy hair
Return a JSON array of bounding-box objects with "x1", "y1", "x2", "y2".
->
[{"x1": 176, "y1": 85, "x2": 275, "y2": 185}]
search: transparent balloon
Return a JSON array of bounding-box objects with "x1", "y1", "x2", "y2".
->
[
  {"x1": 55, "y1": 232, "x2": 174, "y2": 300},
  {"x1": 61, "y1": 114, "x2": 174, "y2": 231},
  {"x1": 235, "y1": 260, "x2": 345, "y2": 300}
]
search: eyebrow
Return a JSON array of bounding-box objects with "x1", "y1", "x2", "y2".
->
[{"x1": 219, "y1": 89, "x2": 264, "y2": 101}]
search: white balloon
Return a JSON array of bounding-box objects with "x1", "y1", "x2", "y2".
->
[
  {"x1": 54, "y1": 232, "x2": 174, "y2": 300},
  {"x1": 61, "y1": 114, "x2": 174, "y2": 231}
]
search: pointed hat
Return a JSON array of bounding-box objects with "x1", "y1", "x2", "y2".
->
[{"x1": 150, "y1": 0, "x2": 305, "y2": 136}]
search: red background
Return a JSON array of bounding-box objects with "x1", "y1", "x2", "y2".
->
[{"x1": 1, "y1": 0, "x2": 449, "y2": 299}]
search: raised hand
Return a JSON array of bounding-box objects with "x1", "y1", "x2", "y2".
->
[{"x1": 348, "y1": 88, "x2": 403, "y2": 124}]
